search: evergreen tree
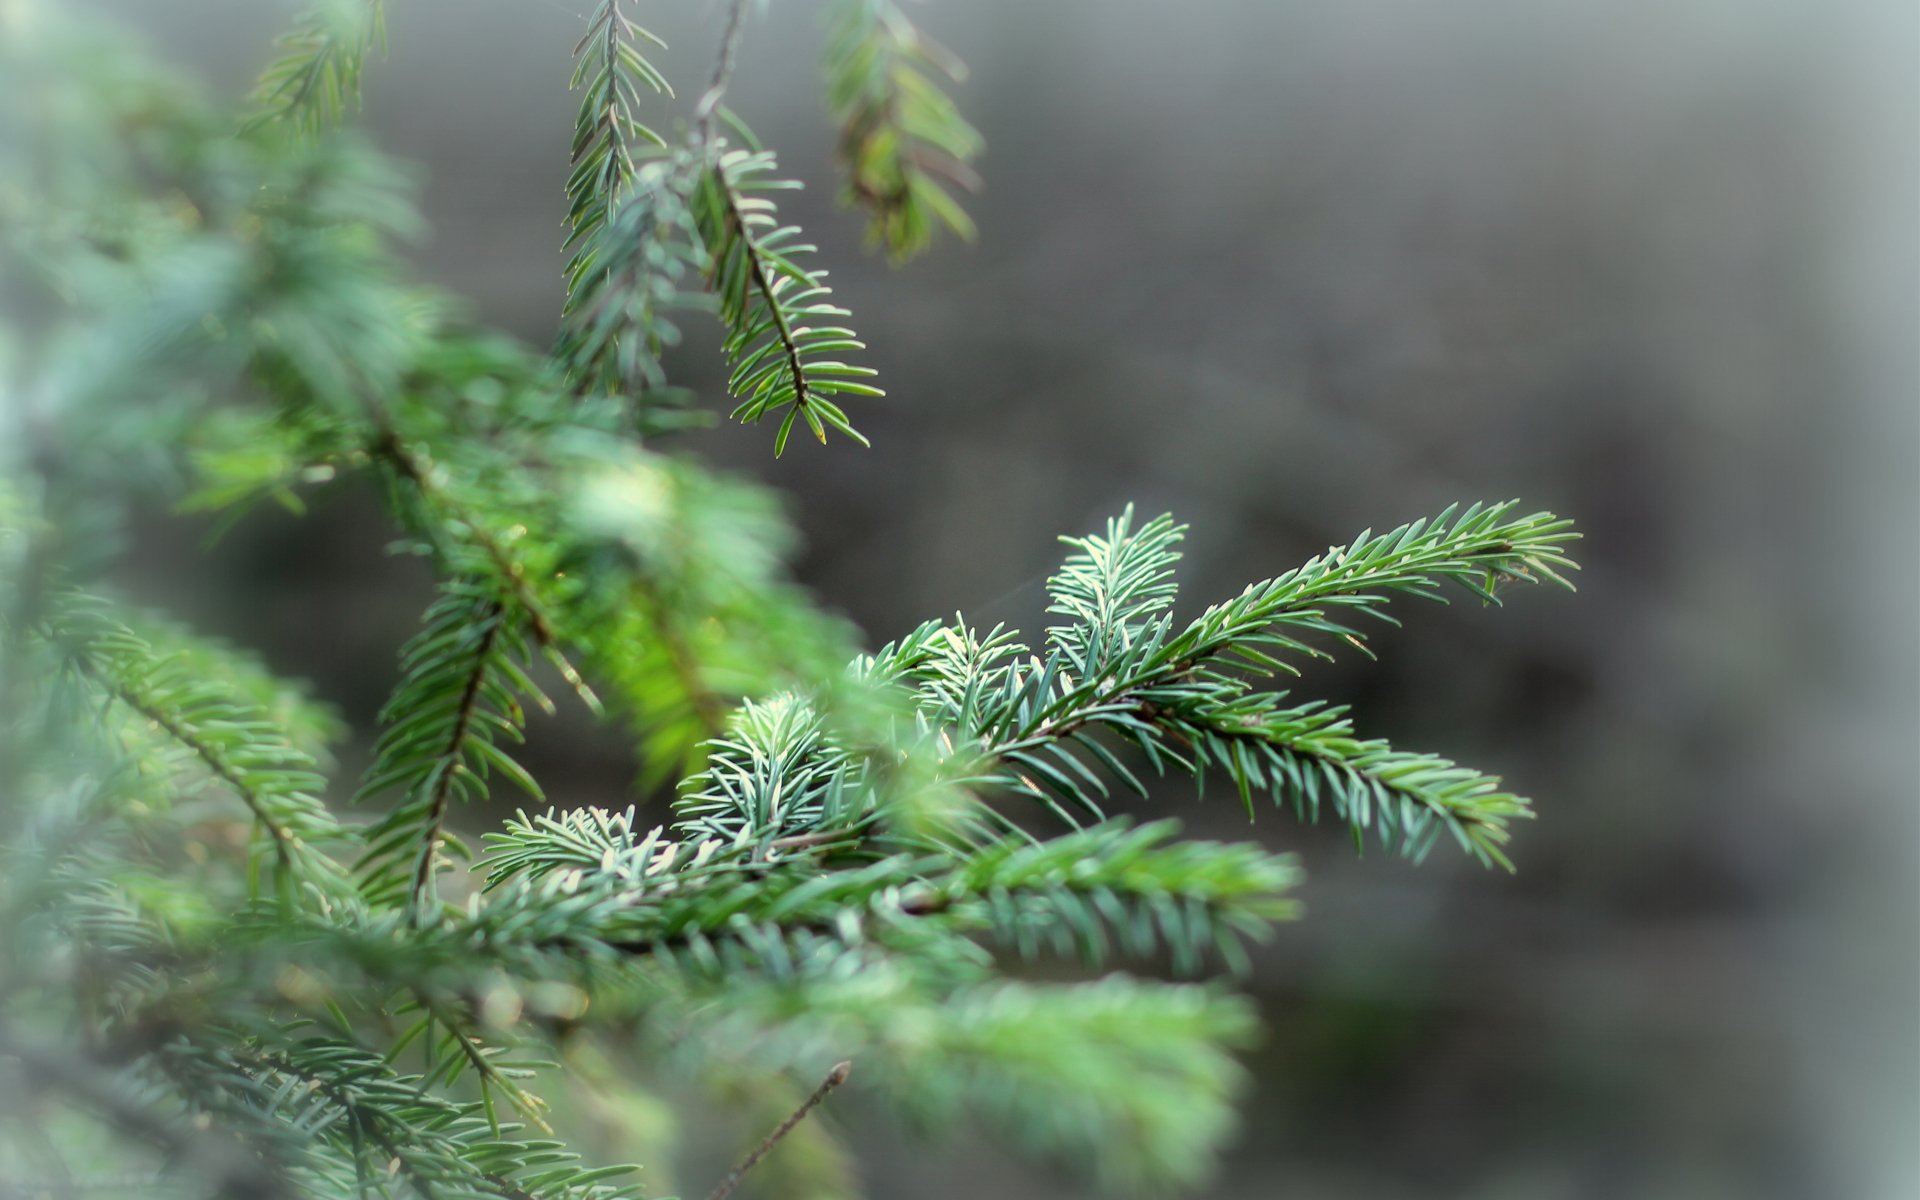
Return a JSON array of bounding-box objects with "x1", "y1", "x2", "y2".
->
[{"x1": 0, "y1": 2, "x2": 1578, "y2": 1195}]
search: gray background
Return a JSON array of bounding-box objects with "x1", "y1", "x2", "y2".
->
[{"x1": 88, "y1": 1, "x2": 1919, "y2": 1196}]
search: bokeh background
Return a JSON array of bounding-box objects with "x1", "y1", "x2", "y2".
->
[{"x1": 81, "y1": 1, "x2": 1919, "y2": 1196}]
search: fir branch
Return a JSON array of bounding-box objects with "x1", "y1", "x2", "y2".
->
[
  {"x1": 562, "y1": 450, "x2": 864, "y2": 784},
  {"x1": 370, "y1": 426, "x2": 599, "y2": 710},
  {"x1": 1045, "y1": 505, "x2": 1185, "y2": 675},
  {"x1": 413, "y1": 999, "x2": 555, "y2": 1136},
  {"x1": 151, "y1": 1030, "x2": 645, "y2": 1200},
  {"x1": 44, "y1": 594, "x2": 349, "y2": 895},
  {"x1": 691, "y1": 141, "x2": 881, "y2": 454},
  {"x1": 634, "y1": 578, "x2": 735, "y2": 735},
  {"x1": 822, "y1": 0, "x2": 984, "y2": 259},
  {"x1": 586, "y1": 588, "x2": 742, "y2": 788},
  {"x1": 672, "y1": 694, "x2": 874, "y2": 846},
  {"x1": 1164, "y1": 695, "x2": 1537, "y2": 867},
  {"x1": 682, "y1": 504, "x2": 1576, "y2": 866},
  {"x1": 482, "y1": 805, "x2": 739, "y2": 889},
  {"x1": 933, "y1": 819, "x2": 1299, "y2": 975},
  {"x1": 555, "y1": 158, "x2": 706, "y2": 430},
  {"x1": 356, "y1": 582, "x2": 549, "y2": 915},
  {"x1": 473, "y1": 810, "x2": 1293, "y2": 980},
  {"x1": 564, "y1": 0, "x2": 672, "y2": 311},
  {"x1": 1160, "y1": 500, "x2": 1578, "y2": 673},
  {"x1": 247, "y1": 0, "x2": 388, "y2": 134},
  {"x1": 947, "y1": 502, "x2": 1576, "y2": 862},
  {"x1": 371, "y1": 430, "x2": 556, "y2": 645},
  {"x1": 7, "y1": 14, "x2": 1583, "y2": 1197},
  {"x1": 650, "y1": 961, "x2": 1257, "y2": 1192}
]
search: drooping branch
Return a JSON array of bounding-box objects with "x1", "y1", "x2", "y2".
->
[
  {"x1": 691, "y1": 143, "x2": 881, "y2": 453},
  {"x1": 246, "y1": 0, "x2": 388, "y2": 134},
  {"x1": 823, "y1": 0, "x2": 983, "y2": 258}
]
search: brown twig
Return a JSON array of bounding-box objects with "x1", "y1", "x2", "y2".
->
[
  {"x1": 695, "y1": 0, "x2": 752, "y2": 148},
  {"x1": 704, "y1": 1061, "x2": 853, "y2": 1200}
]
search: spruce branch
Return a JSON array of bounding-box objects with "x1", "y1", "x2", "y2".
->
[
  {"x1": 692, "y1": 141, "x2": 882, "y2": 454},
  {"x1": 356, "y1": 582, "x2": 548, "y2": 915},
  {"x1": 246, "y1": 0, "x2": 388, "y2": 134},
  {"x1": 566, "y1": 0, "x2": 671, "y2": 247},
  {"x1": 43, "y1": 594, "x2": 349, "y2": 896},
  {"x1": 823, "y1": 0, "x2": 984, "y2": 259}
]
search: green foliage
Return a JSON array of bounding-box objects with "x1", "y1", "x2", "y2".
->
[
  {"x1": 0, "y1": 4, "x2": 1578, "y2": 1199},
  {"x1": 355, "y1": 580, "x2": 546, "y2": 914},
  {"x1": 248, "y1": 0, "x2": 388, "y2": 133},
  {"x1": 823, "y1": 0, "x2": 985, "y2": 258},
  {"x1": 691, "y1": 140, "x2": 881, "y2": 454},
  {"x1": 557, "y1": 156, "x2": 706, "y2": 431},
  {"x1": 42, "y1": 592, "x2": 353, "y2": 900},
  {"x1": 561, "y1": 1, "x2": 683, "y2": 431}
]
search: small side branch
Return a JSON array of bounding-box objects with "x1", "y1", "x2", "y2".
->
[
  {"x1": 407, "y1": 602, "x2": 506, "y2": 917},
  {"x1": 371, "y1": 428, "x2": 598, "y2": 709},
  {"x1": 695, "y1": 0, "x2": 752, "y2": 146},
  {"x1": 108, "y1": 677, "x2": 297, "y2": 868},
  {"x1": 704, "y1": 1061, "x2": 853, "y2": 1200}
]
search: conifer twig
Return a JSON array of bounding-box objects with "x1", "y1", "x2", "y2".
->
[
  {"x1": 704, "y1": 1061, "x2": 853, "y2": 1200},
  {"x1": 369, "y1": 427, "x2": 599, "y2": 709},
  {"x1": 406, "y1": 601, "x2": 505, "y2": 917},
  {"x1": 696, "y1": 0, "x2": 752, "y2": 147}
]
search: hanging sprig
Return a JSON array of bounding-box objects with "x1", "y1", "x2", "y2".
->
[
  {"x1": 691, "y1": 140, "x2": 882, "y2": 454},
  {"x1": 823, "y1": 0, "x2": 984, "y2": 259},
  {"x1": 557, "y1": 0, "x2": 702, "y2": 436},
  {"x1": 556, "y1": 0, "x2": 884, "y2": 451},
  {"x1": 557, "y1": 156, "x2": 706, "y2": 429},
  {"x1": 246, "y1": 0, "x2": 388, "y2": 133},
  {"x1": 565, "y1": 0, "x2": 672, "y2": 252}
]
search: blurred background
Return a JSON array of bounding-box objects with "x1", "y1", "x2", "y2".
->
[{"x1": 76, "y1": 0, "x2": 1920, "y2": 1196}]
